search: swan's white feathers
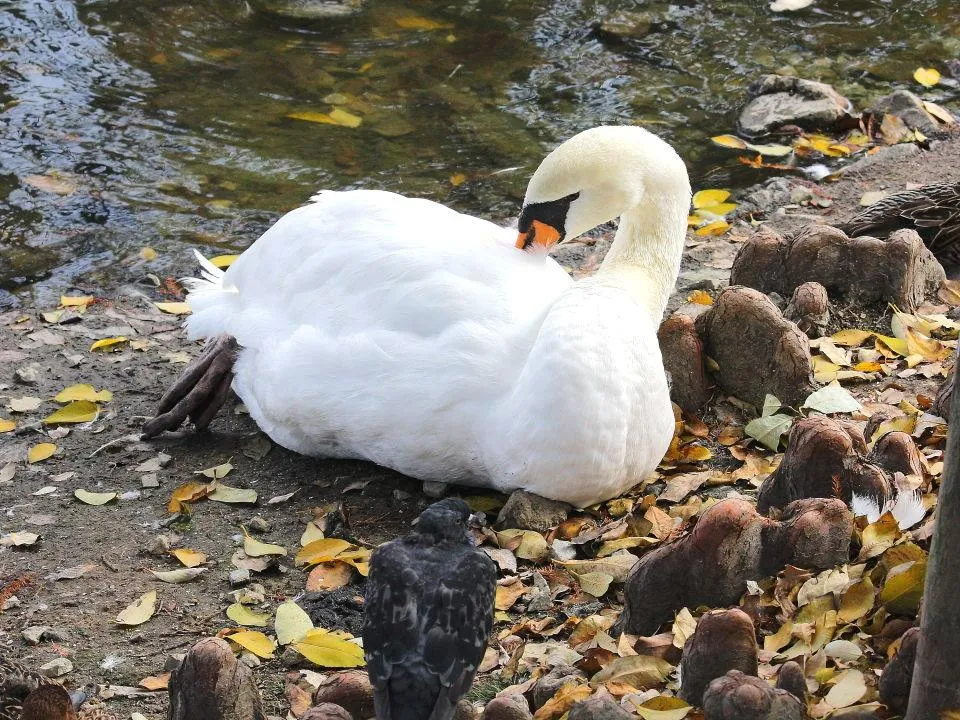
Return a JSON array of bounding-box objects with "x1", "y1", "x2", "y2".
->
[{"x1": 851, "y1": 489, "x2": 926, "y2": 530}]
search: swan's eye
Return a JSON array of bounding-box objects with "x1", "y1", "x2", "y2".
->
[{"x1": 515, "y1": 191, "x2": 580, "y2": 251}]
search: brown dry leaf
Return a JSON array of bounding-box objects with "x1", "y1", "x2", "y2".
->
[
  {"x1": 168, "y1": 482, "x2": 212, "y2": 513},
  {"x1": 139, "y1": 673, "x2": 170, "y2": 691},
  {"x1": 150, "y1": 568, "x2": 206, "y2": 583},
  {"x1": 559, "y1": 554, "x2": 638, "y2": 582},
  {"x1": 938, "y1": 279, "x2": 960, "y2": 306},
  {"x1": 306, "y1": 561, "x2": 355, "y2": 591},
  {"x1": 592, "y1": 655, "x2": 674, "y2": 690},
  {"x1": 660, "y1": 471, "x2": 712, "y2": 503},
  {"x1": 532, "y1": 683, "x2": 593, "y2": 720},
  {"x1": 0, "y1": 531, "x2": 40, "y2": 547},
  {"x1": 495, "y1": 580, "x2": 527, "y2": 611}
]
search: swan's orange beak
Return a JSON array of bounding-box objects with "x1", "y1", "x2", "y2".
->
[{"x1": 515, "y1": 220, "x2": 561, "y2": 251}]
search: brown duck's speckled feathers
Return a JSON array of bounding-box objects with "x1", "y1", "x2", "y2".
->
[
  {"x1": 21, "y1": 684, "x2": 77, "y2": 720},
  {"x1": 0, "y1": 658, "x2": 113, "y2": 720},
  {"x1": 362, "y1": 499, "x2": 496, "y2": 720},
  {"x1": 0, "y1": 656, "x2": 58, "y2": 720},
  {"x1": 836, "y1": 181, "x2": 960, "y2": 266}
]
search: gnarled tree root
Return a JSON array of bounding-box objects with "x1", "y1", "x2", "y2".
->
[
  {"x1": 679, "y1": 608, "x2": 759, "y2": 706},
  {"x1": 612, "y1": 497, "x2": 852, "y2": 636},
  {"x1": 784, "y1": 281, "x2": 830, "y2": 338},
  {"x1": 702, "y1": 671, "x2": 805, "y2": 720},
  {"x1": 658, "y1": 312, "x2": 712, "y2": 414},
  {"x1": 879, "y1": 626, "x2": 919, "y2": 716},
  {"x1": 168, "y1": 637, "x2": 265, "y2": 720}
]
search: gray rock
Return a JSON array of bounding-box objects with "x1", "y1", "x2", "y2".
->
[
  {"x1": 422, "y1": 480, "x2": 449, "y2": 498},
  {"x1": 869, "y1": 90, "x2": 941, "y2": 135},
  {"x1": 14, "y1": 363, "x2": 40, "y2": 384},
  {"x1": 247, "y1": 516, "x2": 271, "y2": 534},
  {"x1": 39, "y1": 657, "x2": 73, "y2": 677},
  {"x1": 229, "y1": 569, "x2": 251, "y2": 587},
  {"x1": 568, "y1": 692, "x2": 632, "y2": 720},
  {"x1": 496, "y1": 491, "x2": 571, "y2": 532},
  {"x1": 164, "y1": 653, "x2": 186, "y2": 672},
  {"x1": 481, "y1": 694, "x2": 532, "y2": 720},
  {"x1": 249, "y1": 0, "x2": 364, "y2": 19},
  {"x1": 529, "y1": 665, "x2": 587, "y2": 710},
  {"x1": 738, "y1": 75, "x2": 852, "y2": 137},
  {"x1": 22, "y1": 625, "x2": 53, "y2": 645}
]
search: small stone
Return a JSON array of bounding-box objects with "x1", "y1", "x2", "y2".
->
[
  {"x1": 229, "y1": 569, "x2": 251, "y2": 587},
  {"x1": 551, "y1": 539, "x2": 577, "y2": 561},
  {"x1": 496, "y1": 491, "x2": 571, "y2": 532},
  {"x1": 39, "y1": 657, "x2": 73, "y2": 677},
  {"x1": 14, "y1": 363, "x2": 40, "y2": 384},
  {"x1": 870, "y1": 90, "x2": 941, "y2": 135},
  {"x1": 247, "y1": 516, "x2": 271, "y2": 534},
  {"x1": 239, "y1": 650, "x2": 261, "y2": 668},
  {"x1": 2, "y1": 595, "x2": 21, "y2": 611},
  {"x1": 22, "y1": 625, "x2": 53, "y2": 645},
  {"x1": 421, "y1": 480, "x2": 448, "y2": 498},
  {"x1": 302, "y1": 704, "x2": 354, "y2": 720},
  {"x1": 146, "y1": 534, "x2": 174, "y2": 556},
  {"x1": 281, "y1": 645, "x2": 306, "y2": 668},
  {"x1": 568, "y1": 691, "x2": 632, "y2": 720},
  {"x1": 738, "y1": 75, "x2": 852, "y2": 137},
  {"x1": 481, "y1": 694, "x2": 532, "y2": 720},
  {"x1": 529, "y1": 665, "x2": 586, "y2": 710},
  {"x1": 141, "y1": 473, "x2": 160, "y2": 489},
  {"x1": 455, "y1": 700, "x2": 479, "y2": 720}
]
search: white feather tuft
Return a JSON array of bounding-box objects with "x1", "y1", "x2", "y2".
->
[
  {"x1": 180, "y1": 249, "x2": 235, "y2": 295},
  {"x1": 851, "y1": 490, "x2": 925, "y2": 530}
]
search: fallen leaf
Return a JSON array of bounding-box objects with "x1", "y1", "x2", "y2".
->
[
  {"x1": 210, "y1": 255, "x2": 239, "y2": 268},
  {"x1": 694, "y1": 220, "x2": 730, "y2": 236},
  {"x1": 532, "y1": 683, "x2": 592, "y2": 720},
  {"x1": 168, "y1": 482, "x2": 211, "y2": 512},
  {"x1": 660, "y1": 471, "x2": 712, "y2": 503},
  {"x1": 150, "y1": 568, "x2": 206, "y2": 583},
  {"x1": 267, "y1": 490, "x2": 297, "y2": 505},
  {"x1": 226, "y1": 603, "x2": 271, "y2": 627},
  {"x1": 591, "y1": 654, "x2": 673, "y2": 690},
  {"x1": 293, "y1": 629, "x2": 365, "y2": 668},
  {"x1": 496, "y1": 530, "x2": 549, "y2": 561},
  {"x1": 837, "y1": 576, "x2": 875, "y2": 623},
  {"x1": 296, "y1": 538, "x2": 354, "y2": 566},
  {"x1": 496, "y1": 581, "x2": 528, "y2": 611},
  {"x1": 671, "y1": 608, "x2": 697, "y2": 649},
  {"x1": 43, "y1": 400, "x2": 99, "y2": 424},
  {"x1": 824, "y1": 669, "x2": 867, "y2": 708},
  {"x1": 47, "y1": 564, "x2": 97, "y2": 580},
  {"x1": 879, "y1": 560, "x2": 926, "y2": 615},
  {"x1": 802, "y1": 382, "x2": 862, "y2": 414},
  {"x1": 287, "y1": 109, "x2": 362, "y2": 128},
  {"x1": 196, "y1": 461, "x2": 234, "y2": 480},
  {"x1": 692, "y1": 189, "x2": 731, "y2": 208},
  {"x1": 913, "y1": 67, "x2": 941, "y2": 87},
  {"x1": 24, "y1": 173, "x2": 77, "y2": 195},
  {"x1": 28, "y1": 443, "x2": 57, "y2": 463},
  {"x1": 745, "y1": 414, "x2": 793, "y2": 451},
  {"x1": 923, "y1": 100, "x2": 956, "y2": 124},
  {"x1": 9, "y1": 396, "x2": 43, "y2": 412},
  {"x1": 559, "y1": 554, "x2": 638, "y2": 582},
  {"x1": 74, "y1": 489, "x2": 118, "y2": 505},
  {"x1": 306, "y1": 561, "x2": 355, "y2": 591},
  {"x1": 139, "y1": 247, "x2": 158, "y2": 261},
  {"x1": 770, "y1": 0, "x2": 814, "y2": 10},
  {"x1": 394, "y1": 15, "x2": 452, "y2": 30},
  {"x1": 0, "y1": 418, "x2": 14, "y2": 433},
  {"x1": 170, "y1": 548, "x2": 207, "y2": 568},
  {"x1": 686, "y1": 290, "x2": 713, "y2": 306},
  {"x1": 710, "y1": 134, "x2": 747, "y2": 150},
  {"x1": 245, "y1": 536, "x2": 288, "y2": 558},
  {"x1": 55, "y1": 384, "x2": 113, "y2": 403},
  {"x1": 208, "y1": 484, "x2": 257, "y2": 504},
  {"x1": 60, "y1": 295, "x2": 94, "y2": 308},
  {"x1": 0, "y1": 531, "x2": 40, "y2": 547},
  {"x1": 116, "y1": 591, "x2": 157, "y2": 626},
  {"x1": 138, "y1": 673, "x2": 170, "y2": 691},
  {"x1": 635, "y1": 696, "x2": 692, "y2": 720},
  {"x1": 226, "y1": 630, "x2": 276, "y2": 658},
  {"x1": 449, "y1": 172, "x2": 467, "y2": 186},
  {"x1": 276, "y1": 601, "x2": 315, "y2": 645},
  {"x1": 155, "y1": 302, "x2": 191, "y2": 315},
  {"x1": 90, "y1": 336, "x2": 129, "y2": 352}
]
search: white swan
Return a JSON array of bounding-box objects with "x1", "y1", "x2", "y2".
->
[{"x1": 143, "y1": 125, "x2": 691, "y2": 507}]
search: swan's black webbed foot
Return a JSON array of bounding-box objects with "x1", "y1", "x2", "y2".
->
[{"x1": 142, "y1": 334, "x2": 238, "y2": 438}]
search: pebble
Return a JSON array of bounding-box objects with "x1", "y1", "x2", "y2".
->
[
  {"x1": 239, "y1": 650, "x2": 261, "y2": 668},
  {"x1": 146, "y1": 534, "x2": 174, "y2": 556},
  {"x1": 39, "y1": 657, "x2": 73, "y2": 677},
  {"x1": 14, "y1": 363, "x2": 40, "y2": 384},
  {"x1": 141, "y1": 473, "x2": 160, "y2": 488},
  {"x1": 229, "y1": 569, "x2": 251, "y2": 587},
  {"x1": 164, "y1": 653, "x2": 186, "y2": 672},
  {"x1": 496, "y1": 490, "x2": 571, "y2": 532},
  {"x1": 481, "y1": 694, "x2": 533, "y2": 720},
  {"x1": 421, "y1": 480, "x2": 448, "y2": 498},
  {"x1": 22, "y1": 625, "x2": 53, "y2": 645},
  {"x1": 247, "y1": 516, "x2": 271, "y2": 533}
]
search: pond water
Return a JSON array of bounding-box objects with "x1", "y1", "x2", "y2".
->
[{"x1": 1, "y1": 0, "x2": 958, "y2": 305}]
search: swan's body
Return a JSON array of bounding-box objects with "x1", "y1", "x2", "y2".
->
[{"x1": 165, "y1": 126, "x2": 691, "y2": 507}]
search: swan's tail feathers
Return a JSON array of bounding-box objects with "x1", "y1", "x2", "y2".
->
[
  {"x1": 851, "y1": 489, "x2": 926, "y2": 530},
  {"x1": 141, "y1": 334, "x2": 238, "y2": 438},
  {"x1": 181, "y1": 250, "x2": 242, "y2": 341}
]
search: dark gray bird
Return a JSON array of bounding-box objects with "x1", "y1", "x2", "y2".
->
[
  {"x1": 836, "y1": 181, "x2": 960, "y2": 268},
  {"x1": 363, "y1": 498, "x2": 496, "y2": 720}
]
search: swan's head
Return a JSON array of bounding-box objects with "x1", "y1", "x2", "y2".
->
[{"x1": 516, "y1": 125, "x2": 689, "y2": 251}]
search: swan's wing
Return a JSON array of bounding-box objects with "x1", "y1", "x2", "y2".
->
[{"x1": 188, "y1": 189, "x2": 571, "y2": 345}]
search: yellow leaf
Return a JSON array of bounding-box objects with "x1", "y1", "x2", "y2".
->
[
  {"x1": 139, "y1": 247, "x2": 158, "y2": 261},
  {"x1": 294, "y1": 628, "x2": 365, "y2": 668},
  {"x1": 533, "y1": 684, "x2": 593, "y2": 720},
  {"x1": 27, "y1": 443, "x2": 57, "y2": 463},
  {"x1": 879, "y1": 560, "x2": 926, "y2": 615},
  {"x1": 764, "y1": 620, "x2": 794, "y2": 652},
  {"x1": 913, "y1": 67, "x2": 941, "y2": 87},
  {"x1": 923, "y1": 100, "x2": 956, "y2": 125},
  {"x1": 43, "y1": 400, "x2": 99, "y2": 424},
  {"x1": 874, "y1": 334, "x2": 909, "y2": 358},
  {"x1": 394, "y1": 15, "x2": 452, "y2": 30},
  {"x1": 245, "y1": 536, "x2": 288, "y2": 558},
  {"x1": 226, "y1": 603, "x2": 271, "y2": 627},
  {"x1": 358, "y1": 61, "x2": 375, "y2": 73},
  {"x1": 296, "y1": 538, "x2": 355, "y2": 566},
  {"x1": 55, "y1": 384, "x2": 113, "y2": 403},
  {"x1": 449, "y1": 172, "x2": 467, "y2": 186},
  {"x1": 710, "y1": 134, "x2": 748, "y2": 150},
  {"x1": 679, "y1": 444, "x2": 712, "y2": 462},
  {"x1": 300, "y1": 521, "x2": 325, "y2": 547},
  {"x1": 694, "y1": 202, "x2": 737, "y2": 217},
  {"x1": 635, "y1": 696, "x2": 692, "y2": 720},
  {"x1": 831, "y1": 329, "x2": 873, "y2": 346},
  {"x1": 90, "y1": 336, "x2": 129, "y2": 352},
  {"x1": 859, "y1": 513, "x2": 901, "y2": 559},
  {"x1": 824, "y1": 669, "x2": 867, "y2": 708},
  {"x1": 306, "y1": 561, "x2": 355, "y2": 591},
  {"x1": 226, "y1": 630, "x2": 276, "y2": 658},
  {"x1": 195, "y1": 461, "x2": 233, "y2": 480},
  {"x1": 210, "y1": 254, "x2": 239, "y2": 269},
  {"x1": 495, "y1": 581, "x2": 527, "y2": 611},
  {"x1": 208, "y1": 483, "x2": 256, "y2": 504},
  {"x1": 838, "y1": 576, "x2": 875, "y2": 623},
  {"x1": 694, "y1": 220, "x2": 730, "y2": 236},
  {"x1": 168, "y1": 482, "x2": 212, "y2": 513},
  {"x1": 276, "y1": 601, "x2": 315, "y2": 645},
  {"x1": 155, "y1": 302, "x2": 191, "y2": 315},
  {"x1": 116, "y1": 591, "x2": 157, "y2": 626},
  {"x1": 74, "y1": 489, "x2": 118, "y2": 505},
  {"x1": 287, "y1": 108, "x2": 362, "y2": 128},
  {"x1": 60, "y1": 295, "x2": 94, "y2": 308},
  {"x1": 591, "y1": 655, "x2": 673, "y2": 689},
  {"x1": 170, "y1": 548, "x2": 207, "y2": 568},
  {"x1": 0, "y1": 418, "x2": 14, "y2": 433},
  {"x1": 692, "y1": 189, "x2": 731, "y2": 208}
]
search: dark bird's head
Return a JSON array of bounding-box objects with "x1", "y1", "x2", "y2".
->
[
  {"x1": 21, "y1": 685, "x2": 78, "y2": 720},
  {"x1": 414, "y1": 498, "x2": 474, "y2": 543}
]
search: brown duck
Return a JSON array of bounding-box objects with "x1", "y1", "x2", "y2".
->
[{"x1": 837, "y1": 181, "x2": 960, "y2": 267}]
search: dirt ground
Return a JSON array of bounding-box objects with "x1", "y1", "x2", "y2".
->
[{"x1": 1, "y1": 126, "x2": 959, "y2": 720}]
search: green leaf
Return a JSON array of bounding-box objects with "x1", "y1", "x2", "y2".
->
[
  {"x1": 745, "y1": 414, "x2": 793, "y2": 451},
  {"x1": 802, "y1": 382, "x2": 862, "y2": 414}
]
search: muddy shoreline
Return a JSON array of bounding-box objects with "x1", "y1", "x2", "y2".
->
[{"x1": 2, "y1": 128, "x2": 960, "y2": 719}]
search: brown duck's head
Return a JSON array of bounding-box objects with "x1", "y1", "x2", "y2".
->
[{"x1": 21, "y1": 685, "x2": 78, "y2": 720}]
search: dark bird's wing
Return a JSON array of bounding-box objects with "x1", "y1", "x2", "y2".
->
[
  {"x1": 363, "y1": 541, "x2": 496, "y2": 720},
  {"x1": 838, "y1": 182, "x2": 960, "y2": 263},
  {"x1": 419, "y1": 549, "x2": 496, "y2": 720}
]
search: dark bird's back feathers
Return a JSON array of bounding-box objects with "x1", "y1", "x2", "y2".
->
[
  {"x1": 836, "y1": 181, "x2": 960, "y2": 267},
  {"x1": 363, "y1": 499, "x2": 496, "y2": 720}
]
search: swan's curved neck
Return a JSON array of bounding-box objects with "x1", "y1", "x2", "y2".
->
[{"x1": 597, "y1": 187, "x2": 688, "y2": 321}]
